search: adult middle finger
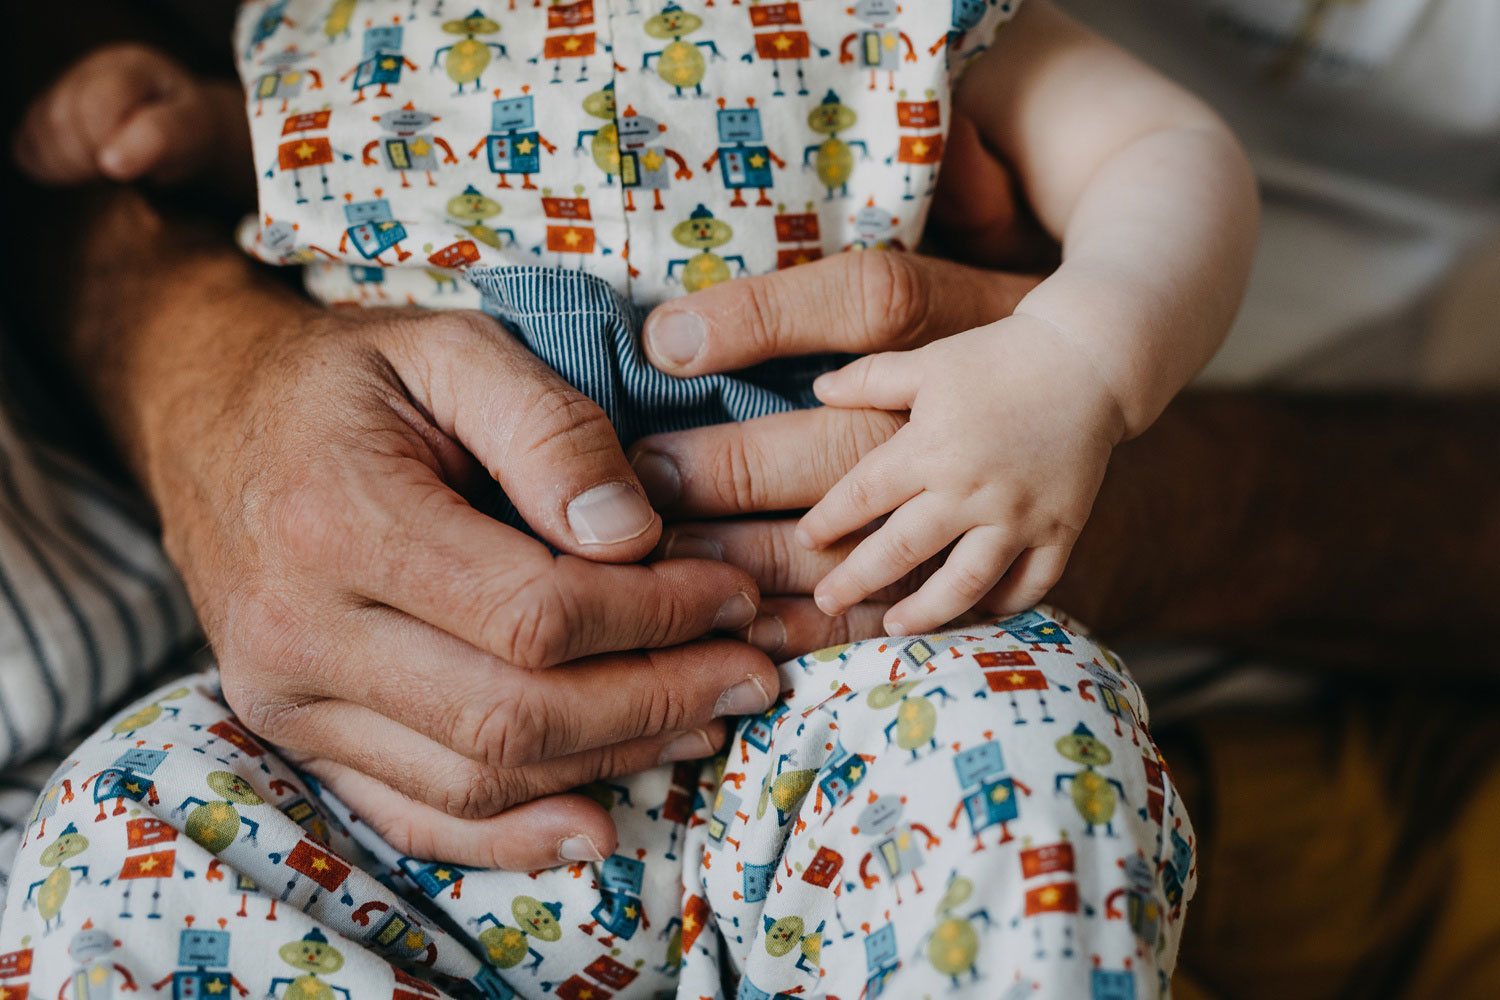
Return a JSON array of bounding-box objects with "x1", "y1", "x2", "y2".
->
[{"x1": 629, "y1": 406, "x2": 906, "y2": 519}]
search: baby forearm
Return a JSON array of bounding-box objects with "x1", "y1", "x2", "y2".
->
[{"x1": 1015, "y1": 124, "x2": 1259, "y2": 438}]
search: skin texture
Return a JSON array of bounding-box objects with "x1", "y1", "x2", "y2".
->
[
  {"x1": 786, "y1": 2, "x2": 1260, "y2": 636},
  {"x1": 39, "y1": 191, "x2": 783, "y2": 869},
  {"x1": 9, "y1": 1, "x2": 1496, "y2": 873}
]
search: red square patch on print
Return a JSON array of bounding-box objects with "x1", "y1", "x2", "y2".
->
[
  {"x1": 973, "y1": 650, "x2": 1035, "y2": 669},
  {"x1": 285, "y1": 840, "x2": 351, "y2": 890},
  {"x1": 119, "y1": 850, "x2": 175, "y2": 880},
  {"x1": 983, "y1": 669, "x2": 1049, "y2": 693},
  {"x1": 774, "y1": 210, "x2": 820, "y2": 243},
  {"x1": 681, "y1": 893, "x2": 711, "y2": 951},
  {"x1": 277, "y1": 136, "x2": 334, "y2": 170},
  {"x1": 541, "y1": 196, "x2": 592, "y2": 221},
  {"x1": 583, "y1": 955, "x2": 637, "y2": 989},
  {"x1": 125, "y1": 816, "x2": 177, "y2": 849},
  {"x1": 751, "y1": 3, "x2": 802, "y2": 27},
  {"x1": 555, "y1": 976, "x2": 612, "y2": 1000},
  {"x1": 1020, "y1": 842, "x2": 1075, "y2": 879},
  {"x1": 777, "y1": 247, "x2": 823, "y2": 269},
  {"x1": 896, "y1": 134, "x2": 944, "y2": 165},
  {"x1": 282, "y1": 109, "x2": 333, "y2": 134},
  {"x1": 208, "y1": 719, "x2": 266, "y2": 756},
  {"x1": 895, "y1": 100, "x2": 941, "y2": 129},
  {"x1": 546, "y1": 225, "x2": 597, "y2": 254},
  {"x1": 754, "y1": 31, "x2": 812, "y2": 59},
  {"x1": 548, "y1": 0, "x2": 594, "y2": 27},
  {"x1": 0, "y1": 946, "x2": 34, "y2": 976},
  {"x1": 1024, "y1": 881, "x2": 1080, "y2": 916},
  {"x1": 544, "y1": 32, "x2": 598, "y2": 58}
]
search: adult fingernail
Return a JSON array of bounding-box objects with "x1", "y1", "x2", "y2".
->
[
  {"x1": 714, "y1": 592, "x2": 757, "y2": 631},
  {"x1": 715, "y1": 676, "x2": 771, "y2": 717},
  {"x1": 657, "y1": 729, "x2": 715, "y2": 765},
  {"x1": 747, "y1": 615, "x2": 787, "y2": 657},
  {"x1": 664, "y1": 533, "x2": 723, "y2": 561},
  {"x1": 647, "y1": 311, "x2": 706, "y2": 368},
  {"x1": 631, "y1": 451, "x2": 681, "y2": 507},
  {"x1": 567, "y1": 483, "x2": 656, "y2": 545},
  {"x1": 558, "y1": 835, "x2": 605, "y2": 863}
]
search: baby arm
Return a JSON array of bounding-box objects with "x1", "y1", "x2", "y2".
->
[
  {"x1": 800, "y1": 0, "x2": 1259, "y2": 635},
  {"x1": 14, "y1": 42, "x2": 251, "y2": 192}
]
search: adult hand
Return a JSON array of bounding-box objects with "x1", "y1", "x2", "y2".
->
[
  {"x1": 629, "y1": 249, "x2": 1044, "y2": 658},
  {"x1": 101, "y1": 245, "x2": 777, "y2": 869}
]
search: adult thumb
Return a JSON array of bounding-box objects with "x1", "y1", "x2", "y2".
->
[{"x1": 389, "y1": 311, "x2": 661, "y2": 562}]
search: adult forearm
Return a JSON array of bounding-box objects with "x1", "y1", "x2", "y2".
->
[
  {"x1": 53, "y1": 188, "x2": 311, "y2": 496},
  {"x1": 1060, "y1": 390, "x2": 1500, "y2": 667}
]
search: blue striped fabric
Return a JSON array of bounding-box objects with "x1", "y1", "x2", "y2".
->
[
  {"x1": 468, "y1": 266, "x2": 850, "y2": 449},
  {"x1": 0, "y1": 381, "x2": 200, "y2": 882}
]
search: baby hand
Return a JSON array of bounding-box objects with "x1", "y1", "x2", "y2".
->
[
  {"x1": 14, "y1": 44, "x2": 231, "y2": 186},
  {"x1": 798, "y1": 314, "x2": 1125, "y2": 636}
]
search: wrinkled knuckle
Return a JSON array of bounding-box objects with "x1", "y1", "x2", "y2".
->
[
  {"x1": 858, "y1": 251, "x2": 926, "y2": 346},
  {"x1": 516, "y1": 383, "x2": 615, "y2": 466},
  {"x1": 740, "y1": 278, "x2": 785, "y2": 358},
  {"x1": 711, "y1": 435, "x2": 761, "y2": 512},
  {"x1": 467, "y1": 691, "x2": 551, "y2": 770},
  {"x1": 443, "y1": 762, "x2": 511, "y2": 819},
  {"x1": 642, "y1": 586, "x2": 692, "y2": 648},
  {"x1": 477, "y1": 578, "x2": 571, "y2": 669},
  {"x1": 635, "y1": 656, "x2": 692, "y2": 735}
]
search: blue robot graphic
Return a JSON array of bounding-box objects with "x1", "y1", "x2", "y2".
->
[
  {"x1": 578, "y1": 854, "x2": 649, "y2": 946},
  {"x1": 929, "y1": 0, "x2": 1003, "y2": 55},
  {"x1": 1160, "y1": 819, "x2": 1193, "y2": 917},
  {"x1": 151, "y1": 928, "x2": 249, "y2": 999},
  {"x1": 816, "y1": 738, "x2": 874, "y2": 820},
  {"x1": 740, "y1": 859, "x2": 776, "y2": 904},
  {"x1": 995, "y1": 609, "x2": 1072, "y2": 653},
  {"x1": 948, "y1": 740, "x2": 1032, "y2": 848},
  {"x1": 246, "y1": 1, "x2": 293, "y2": 57},
  {"x1": 338, "y1": 196, "x2": 413, "y2": 263},
  {"x1": 398, "y1": 854, "x2": 469, "y2": 900},
  {"x1": 740, "y1": 701, "x2": 791, "y2": 759},
  {"x1": 468, "y1": 93, "x2": 556, "y2": 189},
  {"x1": 1090, "y1": 957, "x2": 1138, "y2": 1000},
  {"x1": 84, "y1": 747, "x2": 167, "y2": 821},
  {"x1": 341, "y1": 23, "x2": 418, "y2": 102},
  {"x1": 863, "y1": 922, "x2": 901, "y2": 998},
  {"x1": 703, "y1": 100, "x2": 785, "y2": 207}
]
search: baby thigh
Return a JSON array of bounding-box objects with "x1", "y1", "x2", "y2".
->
[{"x1": 694, "y1": 611, "x2": 1197, "y2": 1000}]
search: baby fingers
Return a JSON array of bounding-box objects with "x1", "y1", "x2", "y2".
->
[
  {"x1": 813, "y1": 493, "x2": 953, "y2": 616},
  {"x1": 812, "y1": 350, "x2": 923, "y2": 410},
  {"x1": 883, "y1": 526, "x2": 1020, "y2": 636},
  {"x1": 982, "y1": 544, "x2": 1073, "y2": 618},
  {"x1": 796, "y1": 431, "x2": 917, "y2": 550}
]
